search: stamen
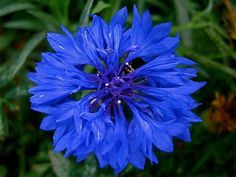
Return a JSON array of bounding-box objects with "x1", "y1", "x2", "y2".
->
[
  {"x1": 124, "y1": 62, "x2": 134, "y2": 72},
  {"x1": 117, "y1": 100, "x2": 122, "y2": 104},
  {"x1": 90, "y1": 98, "x2": 97, "y2": 105},
  {"x1": 105, "y1": 83, "x2": 109, "y2": 87}
]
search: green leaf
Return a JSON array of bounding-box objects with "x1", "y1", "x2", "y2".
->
[
  {"x1": 0, "y1": 32, "x2": 45, "y2": 89},
  {"x1": 137, "y1": 0, "x2": 145, "y2": 13},
  {"x1": 27, "y1": 10, "x2": 58, "y2": 27},
  {"x1": 92, "y1": 1, "x2": 110, "y2": 14},
  {"x1": 192, "y1": 0, "x2": 214, "y2": 22},
  {"x1": 0, "y1": 2, "x2": 35, "y2": 17},
  {"x1": 174, "y1": 0, "x2": 192, "y2": 47},
  {"x1": 184, "y1": 50, "x2": 236, "y2": 79},
  {"x1": 24, "y1": 163, "x2": 52, "y2": 177},
  {"x1": 145, "y1": 0, "x2": 169, "y2": 12},
  {"x1": 0, "y1": 0, "x2": 14, "y2": 7},
  {"x1": 0, "y1": 99, "x2": 8, "y2": 139},
  {"x1": 0, "y1": 33, "x2": 15, "y2": 50},
  {"x1": 4, "y1": 19, "x2": 45, "y2": 30},
  {"x1": 205, "y1": 27, "x2": 234, "y2": 60},
  {"x1": 0, "y1": 165, "x2": 7, "y2": 177},
  {"x1": 48, "y1": 0, "x2": 70, "y2": 24},
  {"x1": 49, "y1": 151, "x2": 71, "y2": 177},
  {"x1": 104, "y1": 0, "x2": 120, "y2": 21},
  {"x1": 188, "y1": 134, "x2": 236, "y2": 176},
  {"x1": 49, "y1": 151, "x2": 101, "y2": 177},
  {"x1": 79, "y1": 0, "x2": 94, "y2": 26},
  {"x1": 79, "y1": 155, "x2": 97, "y2": 177},
  {"x1": 4, "y1": 84, "x2": 30, "y2": 99}
]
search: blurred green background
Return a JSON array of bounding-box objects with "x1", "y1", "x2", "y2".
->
[{"x1": 1, "y1": 0, "x2": 236, "y2": 176}]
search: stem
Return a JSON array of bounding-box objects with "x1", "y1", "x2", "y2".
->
[
  {"x1": 184, "y1": 50, "x2": 236, "y2": 79},
  {"x1": 18, "y1": 148, "x2": 25, "y2": 177}
]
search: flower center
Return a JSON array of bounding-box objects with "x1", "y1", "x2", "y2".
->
[
  {"x1": 88, "y1": 58, "x2": 146, "y2": 112},
  {"x1": 103, "y1": 76, "x2": 133, "y2": 97},
  {"x1": 94, "y1": 62, "x2": 137, "y2": 105}
]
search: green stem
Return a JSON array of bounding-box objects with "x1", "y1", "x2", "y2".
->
[
  {"x1": 18, "y1": 148, "x2": 25, "y2": 177},
  {"x1": 78, "y1": 0, "x2": 94, "y2": 26},
  {"x1": 184, "y1": 50, "x2": 236, "y2": 79}
]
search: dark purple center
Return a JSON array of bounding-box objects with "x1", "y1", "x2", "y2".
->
[{"x1": 97, "y1": 62, "x2": 136, "y2": 105}]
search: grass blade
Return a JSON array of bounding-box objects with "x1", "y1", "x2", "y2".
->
[
  {"x1": 0, "y1": 99, "x2": 8, "y2": 140},
  {"x1": 0, "y1": 33, "x2": 15, "y2": 50},
  {"x1": 49, "y1": 151, "x2": 71, "y2": 177},
  {"x1": 0, "y1": 32, "x2": 45, "y2": 88},
  {"x1": 92, "y1": 1, "x2": 110, "y2": 14},
  {"x1": 79, "y1": 0, "x2": 94, "y2": 26},
  {"x1": 184, "y1": 50, "x2": 236, "y2": 79},
  {"x1": 0, "y1": 2, "x2": 35, "y2": 17},
  {"x1": 27, "y1": 10, "x2": 58, "y2": 27},
  {"x1": 4, "y1": 19, "x2": 45, "y2": 30}
]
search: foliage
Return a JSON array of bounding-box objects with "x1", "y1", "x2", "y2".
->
[{"x1": 0, "y1": 0, "x2": 236, "y2": 177}]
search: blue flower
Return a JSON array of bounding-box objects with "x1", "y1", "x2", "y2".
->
[{"x1": 29, "y1": 6, "x2": 206, "y2": 173}]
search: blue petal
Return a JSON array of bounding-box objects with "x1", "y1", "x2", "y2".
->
[
  {"x1": 54, "y1": 133, "x2": 70, "y2": 152},
  {"x1": 40, "y1": 116, "x2": 56, "y2": 130},
  {"x1": 138, "y1": 37, "x2": 179, "y2": 59},
  {"x1": 128, "y1": 119, "x2": 143, "y2": 149},
  {"x1": 152, "y1": 128, "x2": 173, "y2": 152},
  {"x1": 76, "y1": 153, "x2": 89, "y2": 163},
  {"x1": 91, "y1": 118, "x2": 105, "y2": 143},
  {"x1": 186, "y1": 112, "x2": 203, "y2": 122},
  {"x1": 131, "y1": 5, "x2": 142, "y2": 45},
  {"x1": 47, "y1": 29, "x2": 89, "y2": 65},
  {"x1": 109, "y1": 7, "x2": 128, "y2": 28},
  {"x1": 113, "y1": 24, "x2": 122, "y2": 51},
  {"x1": 141, "y1": 22, "x2": 172, "y2": 49},
  {"x1": 74, "y1": 117, "x2": 83, "y2": 135},
  {"x1": 162, "y1": 81, "x2": 206, "y2": 95},
  {"x1": 56, "y1": 108, "x2": 74, "y2": 122},
  {"x1": 142, "y1": 10, "x2": 152, "y2": 36},
  {"x1": 114, "y1": 106, "x2": 128, "y2": 168},
  {"x1": 30, "y1": 91, "x2": 69, "y2": 104},
  {"x1": 177, "y1": 129, "x2": 191, "y2": 142},
  {"x1": 129, "y1": 150, "x2": 145, "y2": 169},
  {"x1": 154, "y1": 122, "x2": 188, "y2": 138},
  {"x1": 53, "y1": 124, "x2": 70, "y2": 143},
  {"x1": 177, "y1": 56, "x2": 196, "y2": 65},
  {"x1": 90, "y1": 15, "x2": 107, "y2": 49},
  {"x1": 31, "y1": 104, "x2": 54, "y2": 114}
]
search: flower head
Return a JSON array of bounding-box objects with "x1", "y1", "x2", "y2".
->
[{"x1": 29, "y1": 6, "x2": 205, "y2": 173}]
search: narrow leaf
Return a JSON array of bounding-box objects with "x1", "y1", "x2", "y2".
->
[
  {"x1": 79, "y1": 0, "x2": 94, "y2": 26},
  {"x1": 0, "y1": 33, "x2": 15, "y2": 50},
  {"x1": 49, "y1": 151, "x2": 70, "y2": 177},
  {"x1": 0, "y1": 2, "x2": 35, "y2": 17},
  {"x1": 4, "y1": 20, "x2": 45, "y2": 30},
  {"x1": 0, "y1": 32, "x2": 45, "y2": 88},
  {"x1": 0, "y1": 99, "x2": 8, "y2": 139},
  {"x1": 48, "y1": 0, "x2": 70, "y2": 24},
  {"x1": 27, "y1": 10, "x2": 58, "y2": 27},
  {"x1": 4, "y1": 83, "x2": 30, "y2": 99},
  {"x1": 92, "y1": 1, "x2": 110, "y2": 14}
]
